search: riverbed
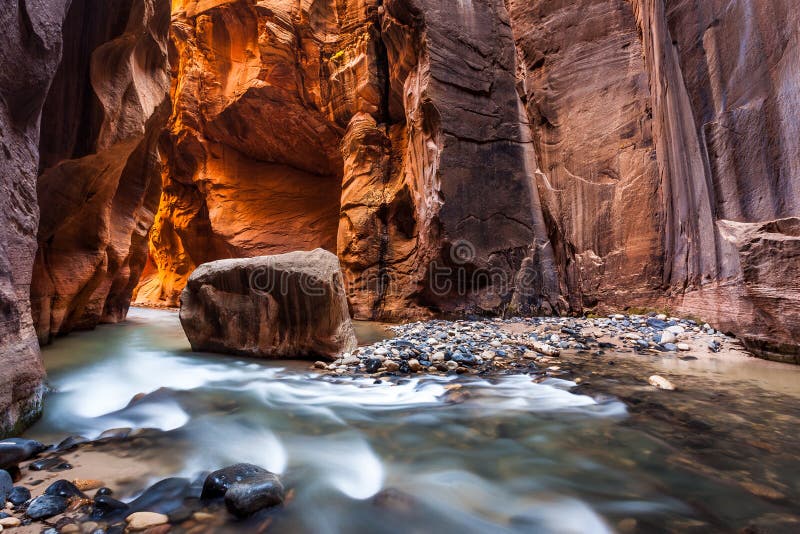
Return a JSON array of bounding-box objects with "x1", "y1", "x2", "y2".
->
[{"x1": 19, "y1": 308, "x2": 800, "y2": 533}]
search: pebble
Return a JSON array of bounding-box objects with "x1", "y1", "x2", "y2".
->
[
  {"x1": 648, "y1": 375, "x2": 676, "y2": 391},
  {"x1": 658, "y1": 331, "x2": 677, "y2": 344},
  {"x1": 8, "y1": 486, "x2": 30, "y2": 506},
  {"x1": 0, "y1": 517, "x2": 21, "y2": 527},
  {"x1": 73, "y1": 479, "x2": 104, "y2": 491},
  {"x1": 408, "y1": 359, "x2": 421, "y2": 372},
  {"x1": 676, "y1": 343, "x2": 690, "y2": 351},
  {"x1": 384, "y1": 361, "x2": 400, "y2": 372},
  {"x1": 26, "y1": 495, "x2": 68, "y2": 520},
  {"x1": 60, "y1": 524, "x2": 80, "y2": 534},
  {"x1": 125, "y1": 512, "x2": 169, "y2": 532}
]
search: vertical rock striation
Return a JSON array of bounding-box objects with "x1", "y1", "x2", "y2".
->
[
  {"x1": 0, "y1": 0, "x2": 70, "y2": 435},
  {"x1": 132, "y1": 0, "x2": 799, "y2": 360},
  {"x1": 508, "y1": 0, "x2": 799, "y2": 361},
  {"x1": 31, "y1": 0, "x2": 171, "y2": 343}
]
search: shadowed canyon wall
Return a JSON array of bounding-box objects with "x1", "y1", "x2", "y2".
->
[
  {"x1": 31, "y1": 0, "x2": 171, "y2": 344},
  {"x1": 0, "y1": 0, "x2": 70, "y2": 436}
]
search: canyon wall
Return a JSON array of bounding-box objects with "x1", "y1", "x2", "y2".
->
[
  {"x1": 134, "y1": 0, "x2": 798, "y2": 360},
  {"x1": 0, "y1": 0, "x2": 69, "y2": 435},
  {"x1": 31, "y1": 0, "x2": 171, "y2": 344}
]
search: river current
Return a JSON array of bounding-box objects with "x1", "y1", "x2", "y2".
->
[{"x1": 23, "y1": 308, "x2": 800, "y2": 533}]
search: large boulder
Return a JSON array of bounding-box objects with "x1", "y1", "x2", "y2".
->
[{"x1": 179, "y1": 249, "x2": 357, "y2": 360}]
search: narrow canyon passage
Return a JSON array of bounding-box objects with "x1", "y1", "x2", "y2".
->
[{"x1": 1, "y1": 0, "x2": 799, "y2": 531}]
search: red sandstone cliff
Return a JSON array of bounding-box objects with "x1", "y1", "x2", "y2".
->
[{"x1": 133, "y1": 0, "x2": 798, "y2": 360}]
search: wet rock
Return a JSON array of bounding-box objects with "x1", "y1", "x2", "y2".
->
[
  {"x1": 96, "y1": 428, "x2": 131, "y2": 442},
  {"x1": 90, "y1": 496, "x2": 129, "y2": 521},
  {"x1": 8, "y1": 486, "x2": 31, "y2": 506},
  {"x1": 364, "y1": 358, "x2": 382, "y2": 373},
  {"x1": 29, "y1": 457, "x2": 68, "y2": 471},
  {"x1": 202, "y1": 464, "x2": 270, "y2": 500},
  {"x1": 0, "y1": 439, "x2": 46, "y2": 470},
  {"x1": 26, "y1": 495, "x2": 67, "y2": 519},
  {"x1": 648, "y1": 375, "x2": 676, "y2": 391},
  {"x1": 224, "y1": 474, "x2": 285, "y2": 518},
  {"x1": 128, "y1": 478, "x2": 191, "y2": 515},
  {"x1": 54, "y1": 436, "x2": 89, "y2": 453},
  {"x1": 44, "y1": 480, "x2": 87, "y2": 499},
  {"x1": 125, "y1": 512, "x2": 168, "y2": 532},
  {"x1": 95, "y1": 487, "x2": 113, "y2": 497}
]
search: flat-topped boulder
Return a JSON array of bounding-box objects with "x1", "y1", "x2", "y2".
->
[{"x1": 179, "y1": 249, "x2": 357, "y2": 360}]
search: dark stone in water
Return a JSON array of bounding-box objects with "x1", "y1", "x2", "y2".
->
[
  {"x1": 90, "y1": 496, "x2": 129, "y2": 521},
  {"x1": 54, "y1": 435, "x2": 89, "y2": 452},
  {"x1": 29, "y1": 457, "x2": 67, "y2": 471},
  {"x1": 598, "y1": 342, "x2": 617, "y2": 349},
  {"x1": 9, "y1": 485, "x2": 31, "y2": 505},
  {"x1": 202, "y1": 464, "x2": 270, "y2": 500},
  {"x1": 168, "y1": 501, "x2": 199, "y2": 523},
  {"x1": 26, "y1": 495, "x2": 67, "y2": 519},
  {"x1": 0, "y1": 511, "x2": 9, "y2": 519},
  {"x1": 0, "y1": 438, "x2": 46, "y2": 469},
  {"x1": 224, "y1": 474, "x2": 285, "y2": 518},
  {"x1": 95, "y1": 487, "x2": 114, "y2": 497},
  {"x1": 364, "y1": 358, "x2": 382, "y2": 373},
  {"x1": 96, "y1": 428, "x2": 132, "y2": 441},
  {"x1": 128, "y1": 477, "x2": 191, "y2": 515},
  {"x1": 44, "y1": 479, "x2": 87, "y2": 499}
]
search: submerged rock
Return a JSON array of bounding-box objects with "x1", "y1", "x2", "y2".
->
[
  {"x1": 180, "y1": 250, "x2": 357, "y2": 360},
  {"x1": 224, "y1": 475, "x2": 285, "y2": 518},
  {"x1": 26, "y1": 495, "x2": 67, "y2": 519},
  {"x1": 128, "y1": 478, "x2": 191, "y2": 515},
  {"x1": 202, "y1": 464, "x2": 271, "y2": 500},
  {"x1": 90, "y1": 496, "x2": 129, "y2": 521},
  {"x1": 203, "y1": 464, "x2": 285, "y2": 517},
  {"x1": 648, "y1": 375, "x2": 676, "y2": 391}
]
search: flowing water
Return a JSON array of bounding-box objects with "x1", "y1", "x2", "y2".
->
[{"x1": 24, "y1": 308, "x2": 800, "y2": 533}]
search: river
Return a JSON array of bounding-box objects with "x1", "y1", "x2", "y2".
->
[{"x1": 22, "y1": 308, "x2": 800, "y2": 533}]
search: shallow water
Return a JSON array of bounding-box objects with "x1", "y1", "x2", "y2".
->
[{"x1": 25, "y1": 308, "x2": 800, "y2": 533}]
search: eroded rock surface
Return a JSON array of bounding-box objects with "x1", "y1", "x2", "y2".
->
[
  {"x1": 0, "y1": 0, "x2": 70, "y2": 435},
  {"x1": 31, "y1": 0, "x2": 171, "y2": 343},
  {"x1": 179, "y1": 249, "x2": 357, "y2": 359}
]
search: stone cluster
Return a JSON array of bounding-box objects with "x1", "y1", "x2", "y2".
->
[{"x1": 317, "y1": 313, "x2": 731, "y2": 378}]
